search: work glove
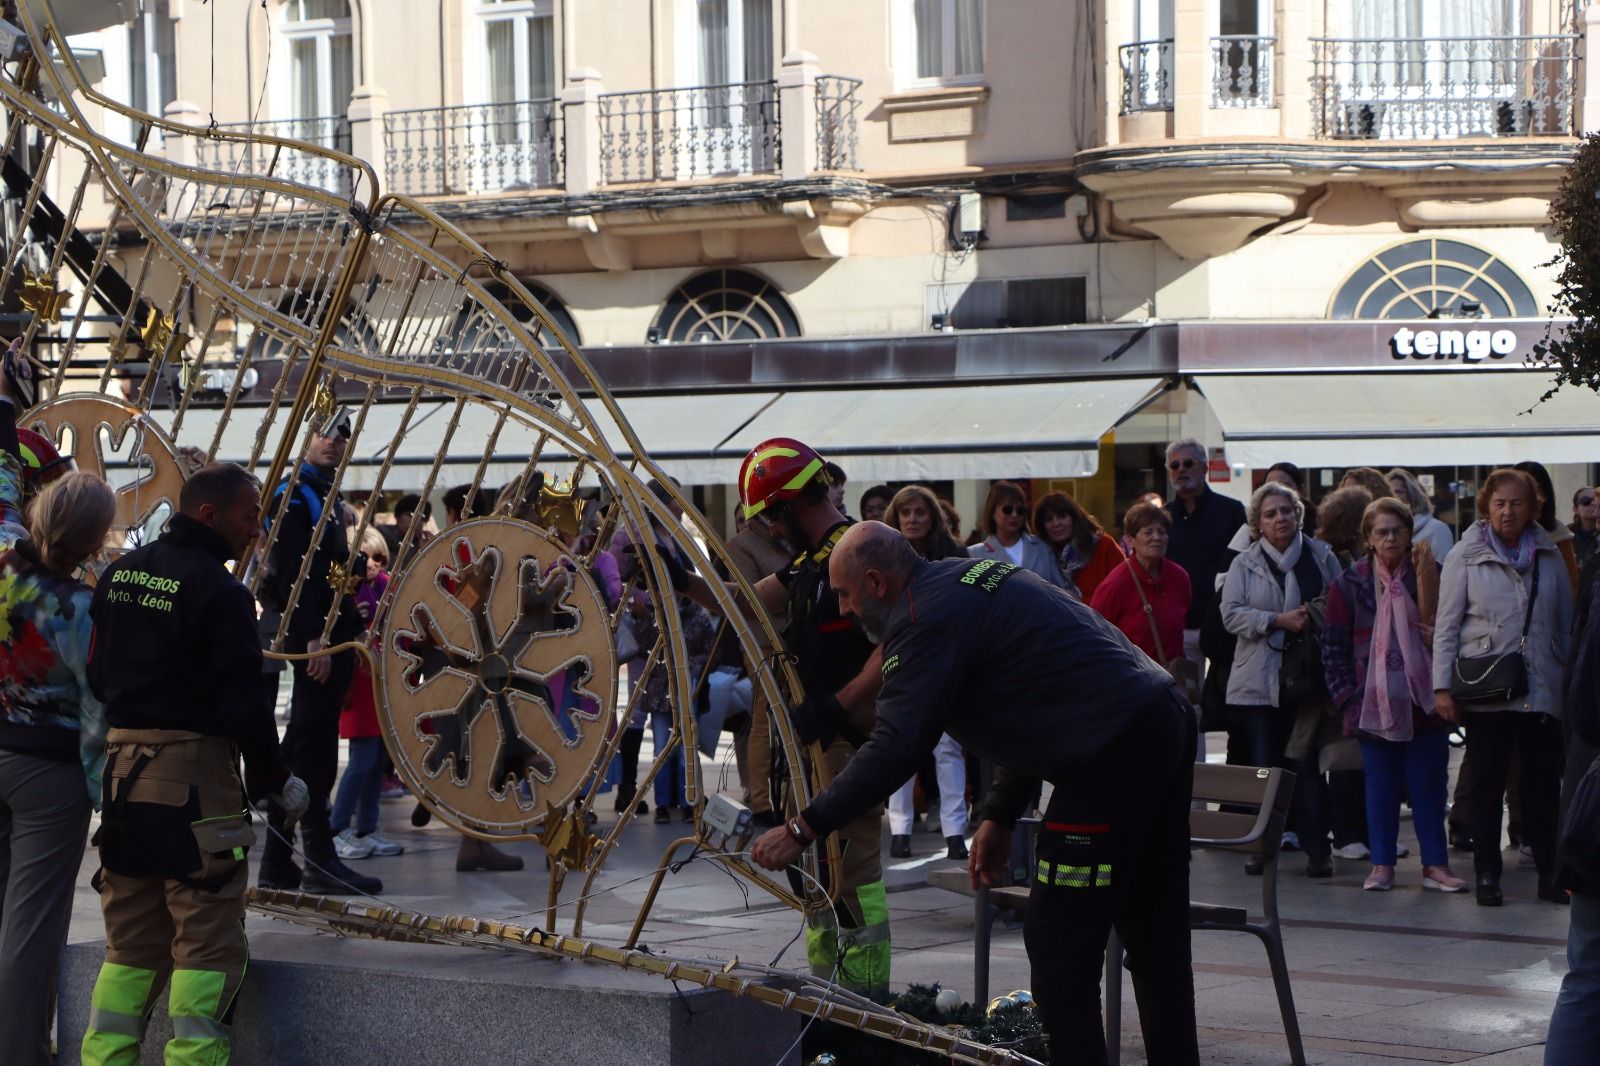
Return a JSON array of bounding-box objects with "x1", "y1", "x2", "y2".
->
[
  {"x1": 789, "y1": 691, "x2": 846, "y2": 747},
  {"x1": 269, "y1": 774, "x2": 311, "y2": 830}
]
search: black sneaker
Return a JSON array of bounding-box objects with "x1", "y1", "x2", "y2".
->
[
  {"x1": 302, "y1": 857, "x2": 383, "y2": 896},
  {"x1": 1476, "y1": 877, "x2": 1503, "y2": 907},
  {"x1": 256, "y1": 859, "x2": 302, "y2": 891},
  {"x1": 1449, "y1": 827, "x2": 1474, "y2": 853},
  {"x1": 410, "y1": 802, "x2": 432, "y2": 828},
  {"x1": 889, "y1": 835, "x2": 911, "y2": 858},
  {"x1": 1305, "y1": 855, "x2": 1333, "y2": 879},
  {"x1": 945, "y1": 835, "x2": 969, "y2": 861}
]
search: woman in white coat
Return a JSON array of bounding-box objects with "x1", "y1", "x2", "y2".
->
[
  {"x1": 1221, "y1": 482, "x2": 1343, "y2": 876},
  {"x1": 1433, "y1": 468, "x2": 1572, "y2": 907}
]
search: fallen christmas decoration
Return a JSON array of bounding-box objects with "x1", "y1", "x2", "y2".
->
[{"x1": 799, "y1": 983, "x2": 1049, "y2": 1065}]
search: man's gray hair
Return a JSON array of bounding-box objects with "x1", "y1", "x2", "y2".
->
[{"x1": 1165, "y1": 438, "x2": 1206, "y2": 465}]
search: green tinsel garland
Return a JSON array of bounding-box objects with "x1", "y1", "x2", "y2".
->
[{"x1": 802, "y1": 982, "x2": 1049, "y2": 1064}]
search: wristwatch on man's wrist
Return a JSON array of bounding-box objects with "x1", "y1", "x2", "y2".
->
[{"x1": 786, "y1": 818, "x2": 813, "y2": 846}]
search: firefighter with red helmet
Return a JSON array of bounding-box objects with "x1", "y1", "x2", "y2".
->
[{"x1": 734, "y1": 438, "x2": 892, "y2": 996}]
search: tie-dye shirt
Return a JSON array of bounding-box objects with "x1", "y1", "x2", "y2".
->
[{"x1": 0, "y1": 462, "x2": 106, "y2": 805}]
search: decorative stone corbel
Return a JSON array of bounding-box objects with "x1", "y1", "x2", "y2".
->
[{"x1": 566, "y1": 214, "x2": 632, "y2": 272}]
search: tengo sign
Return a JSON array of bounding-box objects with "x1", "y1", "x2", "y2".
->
[{"x1": 1389, "y1": 326, "x2": 1519, "y2": 363}]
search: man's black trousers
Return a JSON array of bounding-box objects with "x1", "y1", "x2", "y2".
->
[
  {"x1": 1024, "y1": 690, "x2": 1199, "y2": 1066},
  {"x1": 263, "y1": 652, "x2": 355, "y2": 864}
]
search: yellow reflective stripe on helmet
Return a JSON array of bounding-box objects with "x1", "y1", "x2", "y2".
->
[{"x1": 780, "y1": 458, "x2": 823, "y2": 492}]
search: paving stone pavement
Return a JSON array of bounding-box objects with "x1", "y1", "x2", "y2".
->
[{"x1": 62, "y1": 736, "x2": 1572, "y2": 1064}]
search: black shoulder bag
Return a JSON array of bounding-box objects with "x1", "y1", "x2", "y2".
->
[{"x1": 1450, "y1": 556, "x2": 1537, "y2": 704}]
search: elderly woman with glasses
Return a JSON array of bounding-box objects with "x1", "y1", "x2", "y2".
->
[
  {"x1": 968, "y1": 480, "x2": 1068, "y2": 588},
  {"x1": 1434, "y1": 468, "x2": 1573, "y2": 906},
  {"x1": 1322, "y1": 498, "x2": 1463, "y2": 893},
  {"x1": 1221, "y1": 481, "x2": 1343, "y2": 877}
]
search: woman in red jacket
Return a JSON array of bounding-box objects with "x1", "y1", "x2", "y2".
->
[
  {"x1": 1035, "y1": 491, "x2": 1126, "y2": 600},
  {"x1": 1090, "y1": 502, "x2": 1192, "y2": 674}
]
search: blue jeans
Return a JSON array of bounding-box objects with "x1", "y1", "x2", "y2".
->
[
  {"x1": 1359, "y1": 729, "x2": 1449, "y2": 867},
  {"x1": 651, "y1": 714, "x2": 685, "y2": 812},
  {"x1": 1547, "y1": 892, "x2": 1600, "y2": 1064},
  {"x1": 330, "y1": 737, "x2": 383, "y2": 836},
  {"x1": 1240, "y1": 704, "x2": 1330, "y2": 859}
]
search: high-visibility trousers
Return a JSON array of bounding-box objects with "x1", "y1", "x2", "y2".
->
[
  {"x1": 804, "y1": 738, "x2": 891, "y2": 997},
  {"x1": 82, "y1": 730, "x2": 253, "y2": 1066}
]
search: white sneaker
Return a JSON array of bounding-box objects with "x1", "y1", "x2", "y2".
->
[
  {"x1": 1397, "y1": 845, "x2": 1410, "y2": 858},
  {"x1": 365, "y1": 830, "x2": 405, "y2": 857},
  {"x1": 1281, "y1": 831, "x2": 1301, "y2": 852},
  {"x1": 1333, "y1": 842, "x2": 1370, "y2": 860},
  {"x1": 334, "y1": 828, "x2": 376, "y2": 860}
]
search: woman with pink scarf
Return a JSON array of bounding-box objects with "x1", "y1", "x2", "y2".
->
[{"x1": 1322, "y1": 498, "x2": 1466, "y2": 893}]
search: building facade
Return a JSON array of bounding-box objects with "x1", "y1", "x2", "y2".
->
[{"x1": 65, "y1": 0, "x2": 1600, "y2": 535}]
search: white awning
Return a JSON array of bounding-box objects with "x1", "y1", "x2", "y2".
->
[
  {"x1": 714, "y1": 378, "x2": 1169, "y2": 483},
  {"x1": 1198, "y1": 371, "x2": 1600, "y2": 468}
]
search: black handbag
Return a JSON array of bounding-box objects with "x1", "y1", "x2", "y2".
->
[
  {"x1": 1277, "y1": 599, "x2": 1327, "y2": 708},
  {"x1": 1450, "y1": 558, "x2": 1537, "y2": 704}
]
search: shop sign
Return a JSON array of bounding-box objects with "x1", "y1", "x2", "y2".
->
[
  {"x1": 1389, "y1": 327, "x2": 1519, "y2": 363},
  {"x1": 1207, "y1": 446, "x2": 1230, "y2": 483}
]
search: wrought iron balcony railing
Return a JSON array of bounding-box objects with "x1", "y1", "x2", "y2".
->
[
  {"x1": 383, "y1": 99, "x2": 564, "y2": 197},
  {"x1": 815, "y1": 75, "x2": 862, "y2": 171},
  {"x1": 1311, "y1": 35, "x2": 1579, "y2": 139},
  {"x1": 1212, "y1": 35, "x2": 1275, "y2": 108},
  {"x1": 193, "y1": 116, "x2": 353, "y2": 195},
  {"x1": 1120, "y1": 40, "x2": 1174, "y2": 114},
  {"x1": 597, "y1": 80, "x2": 780, "y2": 184}
]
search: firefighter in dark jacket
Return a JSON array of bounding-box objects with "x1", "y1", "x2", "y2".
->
[
  {"x1": 80, "y1": 463, "x2": 308, "y2": 1066},
  {"x1": 254, "y1": 410, "x2": 380, "y2": 894},
  {"x1": 753, "y1": 522, "x2": 1200, "y2": 1066}
]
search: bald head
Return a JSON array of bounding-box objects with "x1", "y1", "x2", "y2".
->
[{"x1": 829, "y1": 522, "x2": 920, "y2": 643}]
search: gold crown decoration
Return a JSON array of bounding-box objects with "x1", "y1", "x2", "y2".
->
[
  {"x1": 18, "y1": 271, "x2": 67, "y2": 321},
  {"x1": 537, "y1": 474, "x2": 585, "y2": 540},
  {"x1": 308, "y1": 376, "x2": 336, "y2": 429},
  {"x1": 325, "y1": 557, "x2": 362, "y2": 595}
]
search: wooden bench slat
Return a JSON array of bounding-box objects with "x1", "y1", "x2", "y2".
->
[{"x1": 1191, "y1": 763, "x2": 1277, "y2": 807}]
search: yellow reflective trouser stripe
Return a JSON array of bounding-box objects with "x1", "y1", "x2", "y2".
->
[
  {"x1": 166, "y1": 968, "x2": 231, "y2": 1066},
  {"x1": 805, "y1": 879, "x2": 891, "y2": 996},
  {"x1": 1036, "y1": 861, "x2": 1113, "y2": 889},
  {"x1": 82, "y1": 962, "x2": 156, "y2": 1066}
]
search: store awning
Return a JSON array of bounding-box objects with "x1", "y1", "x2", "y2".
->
[
  {"x1": 1197, "y1": 371, "x2": 1600, "y2": 468},
  {"x1": 714, "y1": 377, "x2": 1169, "y2": 483},
  {"x1": 167, "y1": 378, "x2": 1164, "y2": 488}
]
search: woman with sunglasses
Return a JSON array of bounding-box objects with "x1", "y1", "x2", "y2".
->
[{"x1": 967, "y1": 480, "x2": 1067, "y2": 588}]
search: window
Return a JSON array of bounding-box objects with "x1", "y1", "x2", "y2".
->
[
  {"x1": 129, "y1": 0, "x2": 177, "y2": 119},
  {"x1": 689, "y1": 0, "x2": 773, "y2": 86},
  {"x1": 479, "y1": 0, "x2": 556, "y2": 104},
  {"x1": 441, "y1": 282, "x2": 583, "y2": 355},
  {"x1": 652, "y1": 270, "x2": 799, "y2": 343},
  {"x1": 927, "y1": 276, "x2": 1088, "y2": 330},
  {"x1": 284, "y1": 0, "x2": 354, "y2": 120},
  {"x1": 906, "y1": 0, "x2": 984, "y2": 84},
  {"x1": 1328, "y1": 239, "x2": 1538, "y2": 320}
]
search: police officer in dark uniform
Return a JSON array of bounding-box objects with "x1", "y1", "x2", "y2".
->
[
  {"x1": 753, "y1": 522, "x2": 1199, "y2": 1066},
  {"x1": 81, "y1": 463, "x2": 309, "y2": 1066},
  {"x1": 255, "y1": 409, "x2": 379, "y2": 894}
]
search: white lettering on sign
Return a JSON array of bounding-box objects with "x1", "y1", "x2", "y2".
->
[{"x1": 1390, "y1": 327, "x2": 1520, "y2": 364}]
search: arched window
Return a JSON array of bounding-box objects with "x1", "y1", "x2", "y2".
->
[
  {"x1": 440, "y1": 281, "x2": 583, "y2": 355},
  {"x1": 1328, "y1": 238, "x2": 1539, "y2": 320},
  {"x1": 651, "y1": 269, "x2": 799, "y2": 342},
  {"x1": 284, "y1": 0, "x2": 354, "y2": 123}
]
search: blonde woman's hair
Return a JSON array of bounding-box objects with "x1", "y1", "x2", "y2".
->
[
  {"x1": 348, "y1": 523, "x2": 389, "y2": 565},
  {"x1": 1385, "y1": 468, "x2": 1434, "y2": 518},
  {"x1": 28, "y1": 472, "x2": 117, "y2": 575}
]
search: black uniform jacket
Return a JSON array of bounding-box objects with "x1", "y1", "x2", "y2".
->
[
  {"x1": 88, "y1": 514, "x2": 288, "y2": 798},
  {"x1": 801, "y1": 556, "x2": 1176, "y2": 836}
]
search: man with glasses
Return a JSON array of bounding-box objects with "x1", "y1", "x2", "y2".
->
[{"x1": 1163, "y1": 439, "x2": 1246, "y2": 690}]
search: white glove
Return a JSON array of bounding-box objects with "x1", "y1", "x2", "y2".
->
[{"x1": 270, "y1": 775, "x2": 310, "y2": 821}]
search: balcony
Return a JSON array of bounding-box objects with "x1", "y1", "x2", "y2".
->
[
  {"x1": 1212, "y1": 36, "x2": 1275, "y2": 108},
  {"x1": 597, "y1": 80, "x2": 781, "y2": 184},
  {"x1": 1311, "y1": 35, "x2": 1579, "y2": 140},
  {"x1": 815, "y1": 75, "x2": 863, "y2": 171},
  {"x1": 1119, "y1": 40, "x2": 1173, "y2": 114},
  {"x1": 192, "y1": 116, "x2": 353, "y2": 196},
  {"x1": 383, "y1": 100, "x2": 563, "y2": 198}
]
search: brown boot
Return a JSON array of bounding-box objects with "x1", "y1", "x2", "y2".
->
[{"x1": 456, "y1": 836, "x2": 525, "y2": 872}]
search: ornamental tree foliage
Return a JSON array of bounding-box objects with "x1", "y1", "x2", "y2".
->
[{"x1": 1533, "y1": 133, "x2": 1600, "y2": 394}]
